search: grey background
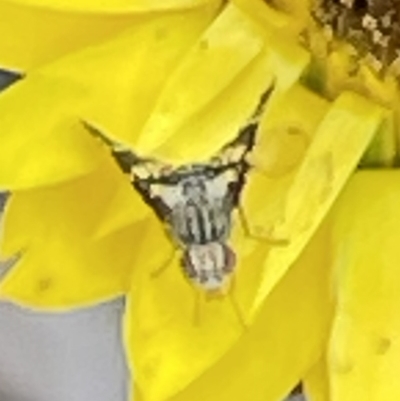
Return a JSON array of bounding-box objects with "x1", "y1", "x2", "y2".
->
[
  {"x1": 0, "y1": 70, "x2": 305, "y2": 401},
  {"x1": 0, "y1": 297, "x2": 304, "y2": 401},
  {"x1": 0, "y1": 299, "x2": 128, "y2": 401}
]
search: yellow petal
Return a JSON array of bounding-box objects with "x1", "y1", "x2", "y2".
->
[
  {"x1": 137, "y1": 3, "x2": 266, "y2": 155},
  {"x1": 7, "y1": 0, "x2": 219, "y2": 12},
  {"x1": 0, "y1": 224, "x2": 139, "y2": 309},
  {"x1": 93, "y1": 3, "x2": 296, "y2": 236},
  {"x1": 303, "y1": 356, "x2": 331, "y2": 401},
  {"x1": 41, "y1": 5, "x2": 222, "y2": 144},
  {"x1": 93, "y1": 177, "x2": 150, "y2": 239},
  {"x1": 137, "y1": 2, "x2": 309, "y2": 161},
  {"x1": 264, "y1": 30, "x2": 310, "y2": 90},
  {"x1": 0, "y1": 161, "x2": 146, "y2": 308},
  {"x1": 0, "y1": 0, "x2": 221, "y2": 70},
  {"x1": 233, "y1": 0, "x2": 305, "y2": 37},
  {"x1": 243, "y1": 84, "x2": 328, "y2": 239},
  {"x1": 329, "y1": 171, "x2": 400, "y2": 401},
  {"x1": 124, "y1": 216, "x2": 268, "y2": 401},
  {"x1": 0, "y1": 81, "x2": 105, "y2": 189},
  {"x1": 360, "y1": 111, "x2": 397, "y2": 168},
  {"x1": 0, "y1": 5, "x2": 219, "y2": 189},
  {"x1": 127, "y1": 215, "x2": 333, "y2": 401},
  {"x1": 251, "y1": 92, "x2": 385, "y2": 316}
]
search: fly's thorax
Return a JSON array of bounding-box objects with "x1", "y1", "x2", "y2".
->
[
  {"x1": 169, "y1": 197, "x2": 232, "y2": 246},
  {"x1": 159, "y1": 167, "x2": 236, "y2": 246},
  {"x1": 181, "y1": 242, "x2": 236, "y2": 292}
]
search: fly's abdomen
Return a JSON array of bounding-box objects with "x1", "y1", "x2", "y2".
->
[{"x1": 181, "y1": 242, "x2": 236, "y2": 292}]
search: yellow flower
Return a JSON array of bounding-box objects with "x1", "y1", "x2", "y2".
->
[
  {"x1": 241, "y1": 2, "x2": 400, "y2": 401},
  {"x1": 0, "y1": 1, "x2": 397, "y2": 401},
  {"x1": 0, "y1": 0, "x2": 221, "y2": 71}
]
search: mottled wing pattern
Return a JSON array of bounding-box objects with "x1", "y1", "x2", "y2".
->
[
  {"x1": 81, "y1": 82, "x2": 274, "y2": 236},
  {"x1": 80, "y1": 121, "x2": 173, "y2": 221},
  {"x1": 80, "y1": 120, "x2": 141, "y2": 173},
  {"x1": 210, "y1": 83, "x2": 275, "y2": 207}
]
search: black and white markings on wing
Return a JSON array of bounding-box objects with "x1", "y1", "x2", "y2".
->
[{"x1": 82, "y1": 84, "x2": 274, "y2": 292}]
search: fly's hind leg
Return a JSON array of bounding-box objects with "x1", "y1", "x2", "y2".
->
[
  {"x1": 228, "y1": 275, "x2": 248, "y2": 331},
  {"x1": 237, "y1": 205, "x2": 289, "y2": 246},
  {"x1": 189, "y1": 278, "x2": 248, "y2": 330},
  {"x1": 192, "y1": 286, "x2": 246, "y2": 329}
]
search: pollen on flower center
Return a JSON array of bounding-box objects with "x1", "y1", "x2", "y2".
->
[{"x1": 311, "y1": 0, "x2": 400, "y2": 75}]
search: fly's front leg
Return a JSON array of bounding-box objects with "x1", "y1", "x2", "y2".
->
[{"x1": 237, "y1": 205, "x2": 289, "y2": 246}]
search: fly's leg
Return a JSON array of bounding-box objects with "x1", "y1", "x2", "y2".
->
[
  {"x1": 190, "y1": 279, "x2": 248, "y2": 329},
  {"x1": 237, "y1": 205, "x2": 289, "y2": 246},
  {"x1": 228, "y1": 275, "x2": 248, "y2": 331},
  {"x1": 150, "y1": 248, "x2": 178, "y2": 279},
  {"x1": 150, "y1": 248, "x2": 204, "y2": 326}
]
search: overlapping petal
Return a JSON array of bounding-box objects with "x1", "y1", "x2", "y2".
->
[
  {"x1": 119, "y1": 4, "x2": 390, "y2": 399},
  {"x1": 0, "y1": 0, "x2": 224, "y2": 310},
  {"x1": 251, "y1": 90, "x2": 385, "y2": 315},
  {"x1": 0, "y1": 1, "x2": 221, "y2": 189},
  {"x1": 127, "y1": 212, "x2": 333, "y2": 401},
  {"x1": 0, "y1": 0, "x2": 221, "y2": 70},
  {"x1": 0, "y1": 160, "x2": 148, "y2": 308},
  {"x1": 94, "y1": 1, "x2": 309, "y2": 237},
  {"x1": 303, "y1": 356, "x2": 330, "y2": 401},
  {"x1": 114, "y1": 6, "x2": 334, "y2": 399},
  {"x1": 328, "y1": 171, "x2": 400, "y2": 401}
]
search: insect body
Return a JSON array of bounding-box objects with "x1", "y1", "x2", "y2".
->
[{"x1": 82, "y1": 85, "x2": 274, "y2": 293}]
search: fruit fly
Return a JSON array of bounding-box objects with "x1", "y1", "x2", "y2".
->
[{"x1": 82, "y1": 85, "x2": 274, "y2": 298}]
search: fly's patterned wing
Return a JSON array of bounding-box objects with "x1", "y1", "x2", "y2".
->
[
  {"x1": 81, "y1": 120, "x2": 173, "y2": 222},
  {"x1": 210, "y1": 84, "x2": 275, "y2": 207},
  {"x1": 81, "y1": 84, "x2": 274, "y2": 230},
  {"x1": 80, "y1": 121, "x2": 139, "y2": 173}
]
